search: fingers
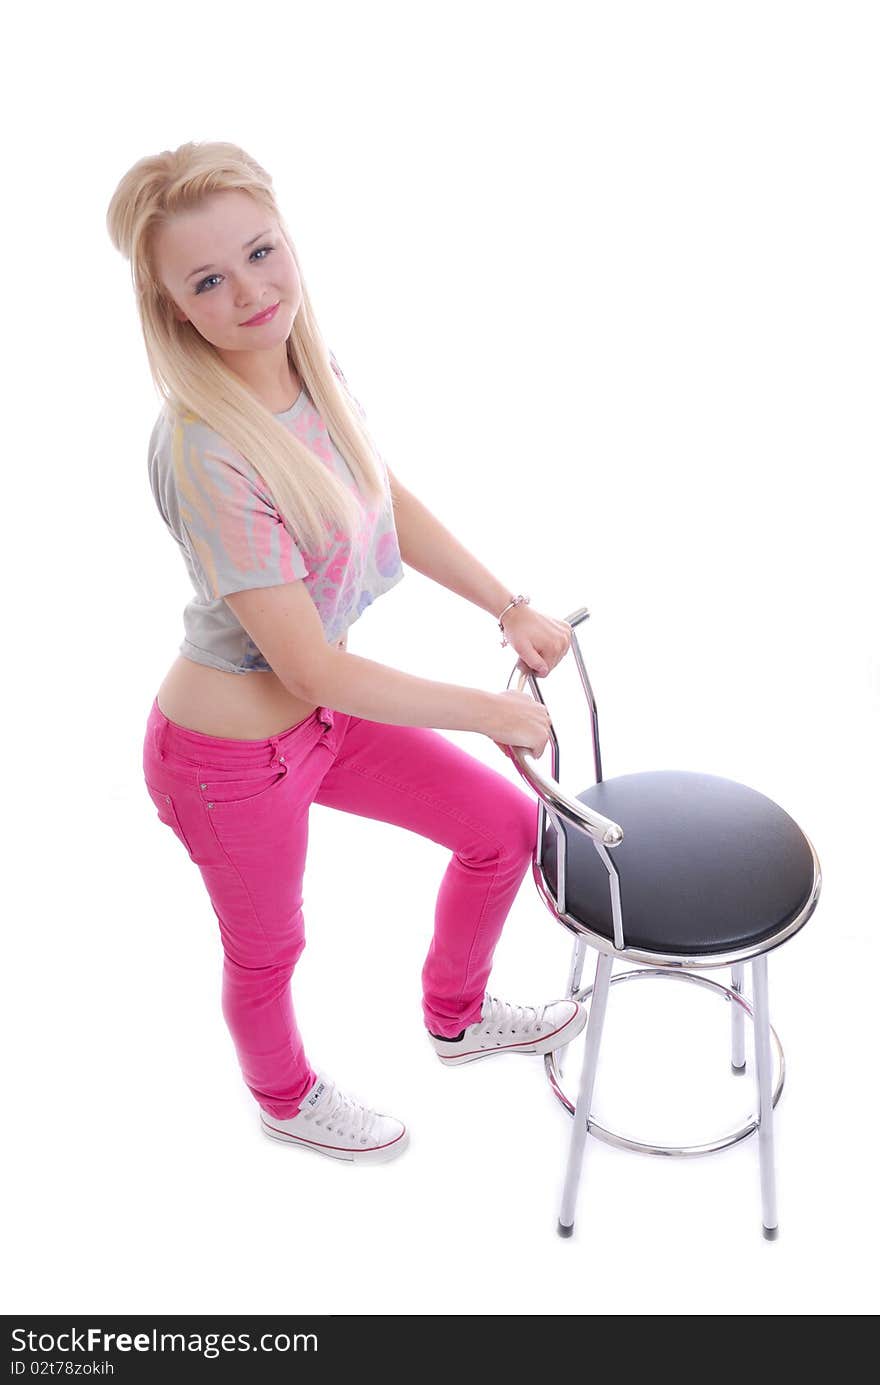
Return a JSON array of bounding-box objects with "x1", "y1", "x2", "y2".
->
[{"x1": 512, "y1": 617, "x2": 572, "y2": 678}]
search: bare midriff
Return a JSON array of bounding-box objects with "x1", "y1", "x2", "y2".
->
[{"x1": 156, "y1": 633, "x2": 347, "y2": 741}]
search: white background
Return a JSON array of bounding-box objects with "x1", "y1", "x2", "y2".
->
[{"x1": 4, "y1": 0, "x2": 878, "y2": 1317}]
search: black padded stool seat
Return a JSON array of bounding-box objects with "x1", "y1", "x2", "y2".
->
[{"x1": 540, "y1": 769, "x2": 815, "y2": 955}]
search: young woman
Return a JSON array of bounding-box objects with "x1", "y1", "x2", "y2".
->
[{"x1": 106, "y1": 140, "x2": 586, "y2": 1164}]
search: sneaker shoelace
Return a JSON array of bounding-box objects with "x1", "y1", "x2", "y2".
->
[
  {"x1": 304, "y1": 1080, "x2": 381, "y2": 1146},
  {"x1": 481, "y1": 994, "x2": 550, "y2": 1037}
]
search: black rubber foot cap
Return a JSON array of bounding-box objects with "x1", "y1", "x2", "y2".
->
[
  {"x1": 731, "y1": 1062, "x2": 746, "y2": 1075},
  {"x1": 763, "y1": 1224, "x2": 779, "y2": 1241},
  {"x1": 557, "y1": 1220, "x2": 574, "y2": 1238}
]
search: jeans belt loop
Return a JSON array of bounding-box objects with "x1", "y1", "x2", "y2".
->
[{"x1": 154, "y1": 719, "x2": 167, "y2": 762}]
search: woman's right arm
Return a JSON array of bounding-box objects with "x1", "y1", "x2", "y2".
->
[
  {"x1": 302, "y1": 646, "x2": 495, "y2": 733},
  {"x1": 224, "y1": 581, "x2": 550, "y2": 752}
]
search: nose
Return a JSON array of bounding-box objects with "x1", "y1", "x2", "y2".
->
[{"x1": 233, "y1": 272, "x2": 268, "y2": 311}]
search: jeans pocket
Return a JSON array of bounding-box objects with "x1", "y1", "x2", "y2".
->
[
  {"x1": 145, "y1": 781, "x2": 197, "y2": 860},
  {"x1": 197, "y1": 759, "x2": 290, "y2": 812}
]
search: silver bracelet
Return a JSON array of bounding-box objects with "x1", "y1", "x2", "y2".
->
[{"x1": 497, "y1": 593, "x2": 530, "y2": 646}]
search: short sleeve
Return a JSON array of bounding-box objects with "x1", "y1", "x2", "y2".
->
[{"x1": 171, "y1": 419, "x2": 309, "y2": 600}]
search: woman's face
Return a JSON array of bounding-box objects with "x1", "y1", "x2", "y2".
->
[{"x1": 153, "y1": 189, "x2": 302, "y2": 355}]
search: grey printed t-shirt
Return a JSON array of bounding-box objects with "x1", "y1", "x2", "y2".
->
[{"x1": 147, "y1": 356, "x2": 404, "y2": 674}]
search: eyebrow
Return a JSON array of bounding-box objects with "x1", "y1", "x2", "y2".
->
[{"x1": 186, "y1": 229, "x2": 272, "y2": 282}]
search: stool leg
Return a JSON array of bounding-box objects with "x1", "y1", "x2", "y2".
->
[
  {"x1": 559, "y1": 936, "x2": 590, "y2": 1079},
  {"x1": 751, "y1": 953, "x2": 779, "y2": 1240},
  {"x1": 566, "y1": 935, "x2": 589, "y2": 1000},
  {"x1": 557, "y1": 950, "x2": 613, "y2": 1239},
  {"x1": 731, "y1": 962, "x2": 746, "y2": 1074}
]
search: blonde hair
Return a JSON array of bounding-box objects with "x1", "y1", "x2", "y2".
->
[{"x1": 106, "y1": 139, "x2": 385, "y2": 556}]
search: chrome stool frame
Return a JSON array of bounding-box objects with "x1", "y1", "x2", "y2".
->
[
  {"x1": 544, "y1": 965, "x2": 786, "y2": 1156},
  {"x1": 502, "y1": 607, "x2": 821, "y2": 1241}
]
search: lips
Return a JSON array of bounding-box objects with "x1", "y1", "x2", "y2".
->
[{"x1": 241, "y1": 301, "x2": 280, "y2": 326}]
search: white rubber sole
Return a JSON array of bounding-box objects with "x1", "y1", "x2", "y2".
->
[{"x1": 260, "y1": 1115, "x2": 410, "y2": 1164}]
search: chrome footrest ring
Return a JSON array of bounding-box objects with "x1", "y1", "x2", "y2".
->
[{"x1": 544, "y1": 967, "x2": 785, "y2": 1157}]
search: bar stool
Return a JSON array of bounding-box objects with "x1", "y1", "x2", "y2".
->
[{"x1": 501, "y1": 607, "x2": 820, "y2": 1240}]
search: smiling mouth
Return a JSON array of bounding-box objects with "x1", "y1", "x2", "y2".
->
[{"x1": 241, "y1": 301, "x2": 280, "y2": 326}]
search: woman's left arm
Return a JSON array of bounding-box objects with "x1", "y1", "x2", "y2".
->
[{"x1": 387, "y1": 468, "x2": 571, "y2": 677}]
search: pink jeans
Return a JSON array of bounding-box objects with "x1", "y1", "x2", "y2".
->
[{"x1": 142, "y1": 697, "x2": 537, "y2": 1118}]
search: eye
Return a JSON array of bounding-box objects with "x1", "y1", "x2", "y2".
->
[{"x1": 195, "y1": 245, "x2": 274, "y2": 295}]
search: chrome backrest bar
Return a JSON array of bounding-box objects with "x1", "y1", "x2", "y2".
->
[
  {"x1": 502, "y1": 606, "x2": 624, "y2": 852},
  {"x1": 567, "y1": 608, "x2": 604, "y2": 785}
]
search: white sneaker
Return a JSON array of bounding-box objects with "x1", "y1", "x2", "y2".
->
[
  {"x1": 260, "y1": 1073, "x2": 409, "y2": 1163},
  {"x1": 427, "y1": 994, "x2": 587, "y2": 1066}
]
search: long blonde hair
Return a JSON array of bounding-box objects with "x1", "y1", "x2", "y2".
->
[{"x1": 106, "y1": 140, "x2": 386, "y2": 556}]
